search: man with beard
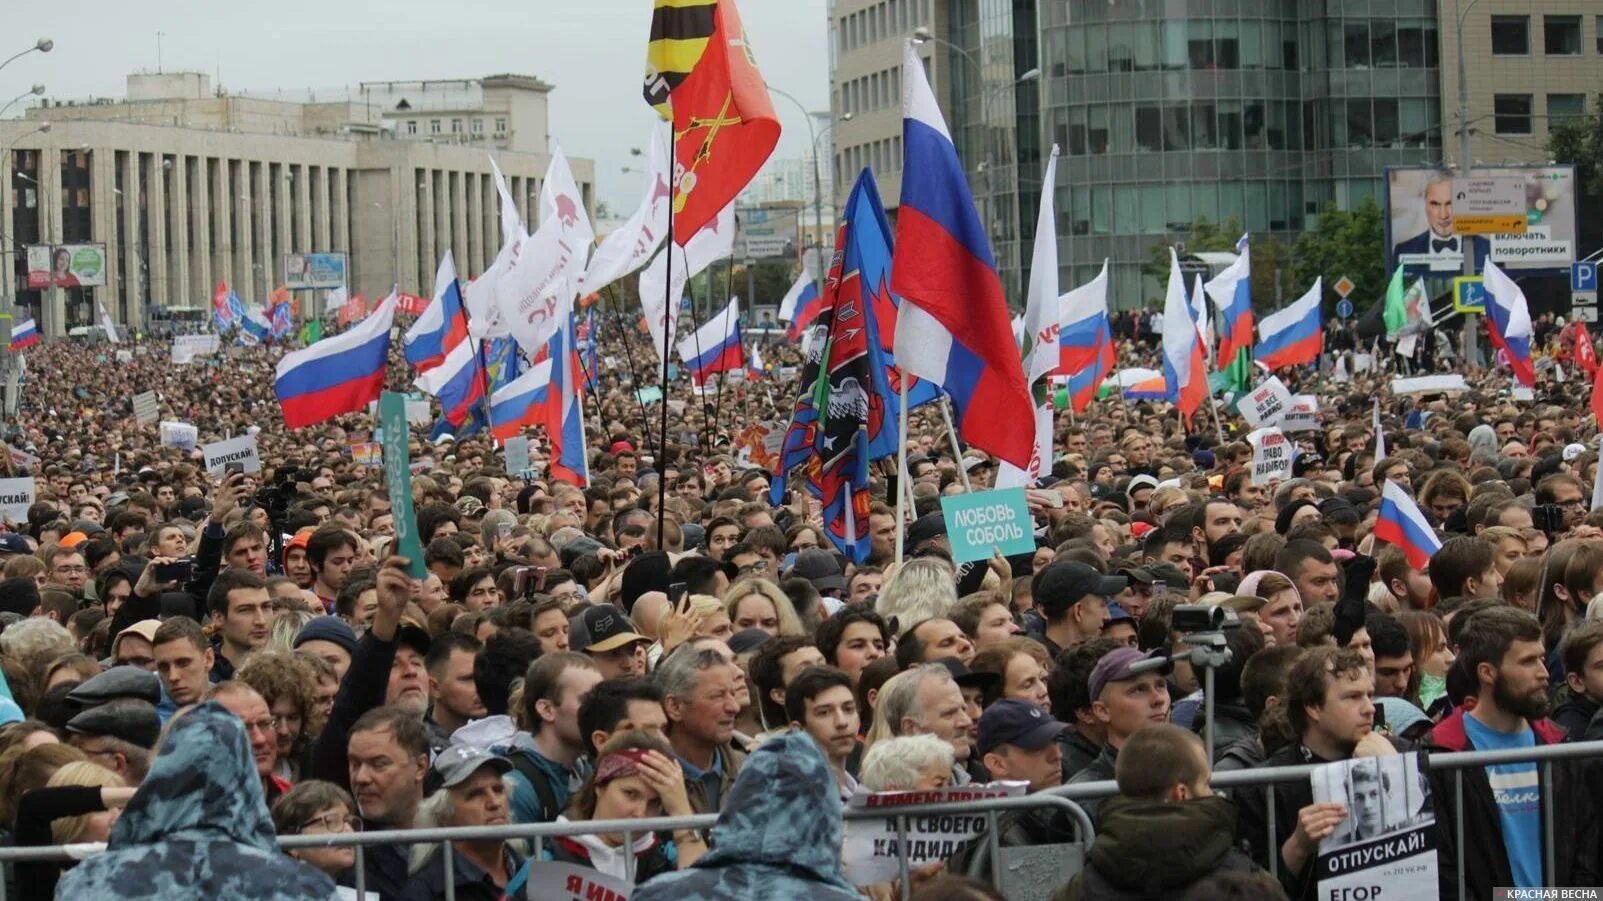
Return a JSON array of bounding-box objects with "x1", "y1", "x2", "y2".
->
[
  {"x1": 1191, "y1": 499, "x2": 1243, "y2": 567},
  {"x1": 1427, "y1": 607, "x2": 1596, "y2": 896}
]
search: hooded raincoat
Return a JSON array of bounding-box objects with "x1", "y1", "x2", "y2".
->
[
  {"x1": 54, "y1": 702, "x2": 336, "y2": 900},
  {"x1": 631, "y1": 731, "x2": 860, "y2": 901}
]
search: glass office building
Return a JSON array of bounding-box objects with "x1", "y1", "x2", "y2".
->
[{"x1": 951, "y1": 0, "x2": 1442, "y2": 308}]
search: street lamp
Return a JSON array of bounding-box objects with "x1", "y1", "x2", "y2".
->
[
  {"x1": 0, "y1": 84, "x2": 43, "y2": 120},
  {"x1": 0, "y1": 38, "x2": 52, "y2": 76},
  {"x1": 1453, "y1": 0, "x2": 1484, "y2": 365},
  {"x1": 764, "y1": 84, "x2": 834, "y2": 303}
]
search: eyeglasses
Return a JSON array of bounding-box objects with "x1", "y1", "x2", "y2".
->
[
  {"x1": 299, "y1": 812, "x2": 362, "y2": 833},
  {"x1": 1559, "y1": 499, "x2": 1586, "y2": 509},
  {"x1": 53, "y1": 565, "x2": 88, "y2": 575}
]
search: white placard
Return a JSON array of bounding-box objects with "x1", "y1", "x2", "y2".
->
[
  {"x1": 504, "y1": 436, "x2": 532, "y2": 476},
  {"x1": 1282, "y1": 394, "x2": 1320, "y2": 432},
  {"x1": 1391, "y1": 374, "x2": 1470, "y2": 395},
  {"x1": 1311, "y1": 754, "x2": 1438, "y2": 901},
  {"x1": 159, "y1": 421, "x2": 198, "y2": 450},
  {"x1": 1248, "y1": 427, "x2": 1294, "y2": 485},
  {"x1": 842, "y1": 782, "x2": 1026, "y2": 885},
  {"x1": 201, "y1": 435, "x2": 262, "y2": 476},
  {"x1": 114, "y1": 349, "x2": 133, "y2": 363},
  {"x1": 519, "y1": 861, "x2": 632, "y2": 900},
  {"x1": 1237, "y1": 376, "x2": 1294, "y2": 429},
  {"x1": 1510, "y1": 385, "x2": 1535, "y2": 402},
  {"x1": 0, "y1": 477, "x2": 36, "y2": 524},
  {"x1": 132, "y1": 391, "x2": 160, "y2": 425}
]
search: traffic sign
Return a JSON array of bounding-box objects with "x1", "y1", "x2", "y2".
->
[
  {"x1": 1333, "y1": 276, "x2": 1355, "y2": 298},
  {"x1": 1453, "y1": 276, "x2": 1486, "y2": 314},
  {"x1": 1573, "y1": 305, "x2": 1598, "y2": 323},
  {"x1": 1574, "y1": 261, "x2": 1599, "y2": 293},
  {"x1": 1335, "y1": 299, "x2": 1354, "y2": 318},
  {"x1": 1452, "y1": 177, "x2": 1527, "y2": 234}
]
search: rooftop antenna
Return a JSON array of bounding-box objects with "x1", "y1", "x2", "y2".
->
[{"x1": 156, "y1": 31, "x2": 165, "y2": 73}]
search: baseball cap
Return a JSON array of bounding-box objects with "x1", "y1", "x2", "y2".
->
[
  {"x1": 1089, "y1": 647, "x2": 1171, "y2": 702},
  {"x1": 1126, "y1": 474, "x2": 1159, "y2": 494},
  {"x1": 977, "y1": 698, "x2": 1065, "y2": 756},
  {"x1": 113, "y1": 619, "x2": 162, "y2": 656},
  {"x1": 572, "y1": 604, "x2": 650, "y2": 654},
  {"x1": 59, "y1": 531, "x2": 89, "y2": 549},
  {"x1": 728, "y1": 628, "x2": 772, "y2": 655},
  {"x1": 1033, "y1": 561, "x2": 1127, "y2": 607},
  {"x1": 792, "y1": 548, "x2": 846, "y2": 593},
  {"x1": 1117, "y1": 565, "x2": 1157, "y2": 586},
  {"x1": 396, "y1": 619, "x2": 432, "y2": 656},
  {"x1": 962, "y1": 453, "x2": 995, "y2": 473},
  {"x1": 0, "y1": 534, "x2": 30, "y2": 555},
  {"x1": 1104, "y1": 602, "x2": 1135, "y2": 626},
  {"x1": 427, "y1": 744, "x2": 512, "y2": 793},
  {"x1": 906, "y1": 513, "x2": 947, "y2": 549},
  {"x1": 933, "y1": 656, "x2": 1000, "y2": 693},
  {"x1": 1564, "y1": 442, "x2": 1587, "y2": 463}
]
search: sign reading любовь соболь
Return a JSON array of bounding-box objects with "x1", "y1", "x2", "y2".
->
[{"x1": 940, "y1": 488, "x2": 1036, "y2": 564}]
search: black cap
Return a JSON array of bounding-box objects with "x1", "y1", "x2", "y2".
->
[
  {"x1": 1034, "y1": 561, "x2": 1127, "y2": 607},
  {"x1": 571, "y1": 604, "x2": 650, "y2": 654},
  {"x1": 792, "y1": 548, "x2": 845, "y2": 593},
  {"x1": 66, "y1": 698, "x2": 161, "y2": 748},
  {"x1": 728, "y1": 628, "x2": 773, "y2": 655},
  {"x1": 67, "y1": 666, "x2": 161, "y2": 709},
  {"x1": 977, "y1": 699, "x2": 1065, "y2": 756},
  {"x1": 933, "y1": 656, "x2": 1000, "y2": 692},
  {"x1": 906, "y1": 513, "x2": 948, "y2": 549}
]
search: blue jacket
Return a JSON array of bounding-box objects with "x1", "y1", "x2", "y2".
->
[
  {"x1": 631, "y1": 731, "x2": 860, "y2": 901},
  {"x1": 54, "y1": 702, "x2": 335, "y2": 900}
]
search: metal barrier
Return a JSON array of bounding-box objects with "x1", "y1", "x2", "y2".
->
[
  {"x1": 0, "y1": 791, "x2": 1093, "y2": 901},
  {"x1": 1046, "y1": 738, "x2": 1603, "y2": 900}
]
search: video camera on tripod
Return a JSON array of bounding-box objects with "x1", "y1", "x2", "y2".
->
[{"x1": 1127, "y1": 603, "x2": 1243, "y2": 761}]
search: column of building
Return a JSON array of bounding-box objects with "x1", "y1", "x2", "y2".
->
[
  {"x1": 466, "y1": 170, "x2": 483, "y2": 278},
  {"x1": 191, "y1": 154, "x2": 212, "y2": 308},
  {"x1": 37, "y1": 144, "x2": 61, "y2": 334},
  {"x1": 90, "y1": 148, "x2": 118, "y2": 328}
]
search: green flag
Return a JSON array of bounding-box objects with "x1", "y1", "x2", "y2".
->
[{"x1": 1382, "y1": 265, "x2": 1407, "y2": 339}]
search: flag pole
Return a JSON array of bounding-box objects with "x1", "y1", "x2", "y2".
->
[
  {"x1": 683, "y1": 275, "x2": 713, "y2": 453},
  {"x1": 1206, "y1": 386, "x2": 1227, "y2": 446},
  {"x1": 894, "y1": 375, "x2": 910, "y2": 566},
  {"x1": 604, "y1": 288, "x2": 658, "y2": 460},
  {"x1": 713, "y1": 257, "x2": 735, "y2": 450},
  {"x1": 656, "y1": 214, "x2": 674, "y2": 550},
  {"x1": 940, "y1": 396, "x2": 973, "y2": 492}
]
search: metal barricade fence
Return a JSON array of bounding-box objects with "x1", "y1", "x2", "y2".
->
[
  {"x1": 0, "y1": 791, "x2": 1093, "y2": 901},
  {"x1": 1047, "y1": 738, "x2": 1603, "y2": 901}
]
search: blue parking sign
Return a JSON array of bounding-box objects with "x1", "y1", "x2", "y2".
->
[{"x1": 1574, "y1": 262, "x2": 1599, "y2": 293}]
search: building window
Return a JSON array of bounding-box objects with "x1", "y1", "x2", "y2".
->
[
  {"x1": 1597, "y1": 15, "x2": 1603, "y2": 53},
  {"x1": 1544, "y1": 16, "x2": 1582, "y2": 55},
  {"x1": 1490, "y1": 16, "x2": 1529, "y2": 55},
  {"x1": 451, "y1": 118, "x2": 462, "y2": 133},
  {"x1": 495, "y1": 117, "x2": 507, "y2": 133},
  {"x1": 429, "y1": 119, "x2": 441, "y2": 134},
  {"x1": 406, "y1": 120, "x2": 417, "y2": 135},
  {"x1": 1550, "y1": 94, "x2": 1586, "y2": 126},
  {"x1": 472, "y1": 118, "x2": 484, "y2": 134},
  {"x1": 1494, "y1": 95, "x2": 1533, "y2": 134},
  {"x1": 1343, "y1": 22, "x2": 1370, "y2": 68}
]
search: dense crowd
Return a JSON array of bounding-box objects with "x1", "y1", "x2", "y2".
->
[{"x1": 0, "y1": 319, "x2": 1598, "y2": 901}]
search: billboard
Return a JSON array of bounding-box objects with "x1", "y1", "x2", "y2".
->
[
  {"x1": 27, "y1": 244, "x2": 106, "y2": 288},
  {"x1": 739, "y1": 207, "x2": 799, "y2": 259},
  {"x1": 1386, "y1": 166, "x2": 1576, "y2": 276},
  {"x1": 284, "y1": 252, "x2": 348, "y2": 290}
]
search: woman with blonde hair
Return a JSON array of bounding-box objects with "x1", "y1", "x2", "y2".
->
[
  {"x1": 875, "y1": 557, "x2": 958, "y2": 628},
  {"x1": 724, "y1": 578, "x2": 805, "y2": 638},
  {"x1": 11, "y1": 756, "x2": 131, "y2": 900}
]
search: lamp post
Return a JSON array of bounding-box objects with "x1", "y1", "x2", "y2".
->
[
  {"x1": 2, "y1": 123, "x2": 49, "y2": 313},
  {"x1": 0, "y1": 84, "x2": 43, "y2": 121},
  {"x1": 764, "y1": 84, "x2": 841, "y2": 302},
  {"x1": 1454, "y1": 0, "x2": 1483, "y2": 366},
  {"x1": 0, "y1": 38, "x2": 52, "y2": 77}
]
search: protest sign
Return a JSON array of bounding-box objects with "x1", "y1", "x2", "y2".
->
[
  {"x1": 201, "y1": 435, "x2": 261, "y2": 477},
  {"x1": 843, "y1": 782, "x2": 1027, "y2": 885},
  {"x1": 1391, "y1": 374, "x2": 1469, "y2": 395},
  {"x1": 366, "y1": 398, "x2": 435, "y2": 426},
  {"x1": 159, "y1": 421, "x2": 198, "y2": 450},
  {"x1": 1237, "y1": 376, "x2": 1294, "y2": 429},
  {"x1": 1312, "y1": 754, "x2": 1437, "y2": 901},
  {"x1": 0, "y1": 477, "x2": 35, "y2": 523},
  {"x1": 1248, "y1": 427, "x2": 1293, "y2": 485},
  {"x1": 732, "y1": 421, "x2": 783, "y2": 471},
  {"x1": 504, "y1": 436, "x2": 533, "y2": 476},
  {"x1": 1511, "y1": 385, "x2": 1534, "y2": 402},
  {"x1": 350, "y1": 443, "x2": 382, "y2": 466},
  {"x1": 114, "y1": 349, "x2": 132, "y2": 363},
  {"x1": 519, "y1": 861, "x2": 632, "y2": 900},
  {"x1": 939, "y1": 489, "x2": 1036, "y2": 564},
  {"x1": 132, "y1": 391, "x2": 160, "y2": 425},
  {"x1": 171, "y1": 334, "x2": 220, "y2": 365},
  {"x1": 636, "y1": 385, "x2": 664, "y2": 405},
  {"x1": 1282, "y1": 395, "x2": 1321, "y2": 432},
  {"x1": 380, "y1": 392, "x2": 426, "y2": 578},
  {"x1": 6, "y1": 446, "x2": 38, "y2": 471}
]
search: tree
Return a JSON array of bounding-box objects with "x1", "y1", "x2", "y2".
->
[
  {"x1": 1291, "y1": 196, "x2": 1387, "y2": 312},
  {"x1": 1140, "y1": 216, "x2": 1293, "y2": 310},
  {"x1": 1549, "y1": 99, "x2": 1603, "y2": 251}
]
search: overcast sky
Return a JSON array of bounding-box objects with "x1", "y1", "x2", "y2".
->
[{"x1": 11, "y1": 0, "x2": 831, "y2": 211}]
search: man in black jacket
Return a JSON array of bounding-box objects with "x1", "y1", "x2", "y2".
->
[
  {"x1": 1057, "y1": 724, "x2": 1264, "y2": 900},
  {"x1": 1427, "y1": 607, "x2": 1598, "y2": 897}
]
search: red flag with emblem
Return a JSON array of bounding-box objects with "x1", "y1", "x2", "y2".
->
[
  {"x1": 650, "y1": 0, "x2": 779, "y2": 242},
  {"x1": 1574, "y1": 322, "x2": 1598, "y2": 377}
]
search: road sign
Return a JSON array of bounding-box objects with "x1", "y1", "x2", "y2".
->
[
  {"x1": 1453, "y1": 177, "x2": 1527, "y2": 234},
  {"x1": 1334, "y1": 276, "x2": 1355, "y2": 298},
  {"x1": 1573, "y1": 305, "x2": 1598, "y2": 323},
  {"x1": 1574, "y1": 261, "x2": 1599, "y2": 293},
  {"x1": 1453, "y1": 276, "x2": 1486, "y2": 314},
  {"x1": 1336, "y1": 299, "x2": 1354, "y2": 318}
]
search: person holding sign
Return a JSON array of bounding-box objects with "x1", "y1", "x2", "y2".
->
[{"x1": 504, "y1": 730, "x2": 703, "y2": 894}]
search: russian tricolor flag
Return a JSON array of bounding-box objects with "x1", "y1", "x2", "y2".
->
[
  {"x1": 488, "y1": 358, "x2": 552, "y2": 441},
  {"x1": 890, "y1": 41, "x2": 1032, "y2": 468},
  {"x1": 747, "y1": 343, "x2": 764, "y2": 382},
  {"x1": 409, "y1": 253, "x2": 487, "y2": 427},
  {"x1": 1484, "y1": 260, "x2": 1534, "y2": 387},
  {"x1": 1058, "y1": 259, "x2": 1114, "y2": 413},
  {"x1": 1206, "y1": 234, "x2": 1254, "y2": 365},
  {"x1": 1255, "y1": 278, "x2": 1323, "y2": 371},
  {"x1": 275, "y1": 292, "x2": 397, "y2": 429},
  {"x1": 1373, "y1": 480, "x2": 1442, "y2": 571},
  {"x1": 1161, "y1": 248, "x2": 1207, "y2": 425},
  {"x1": 543, "y1": 307, "x2": 590, "y2": 486},
  {"x1": 1109, "y1": 368, "x2": 1168, "y2": 401},
  {"x1": 10, "y1": 318, "x2": 39, "y2": 351},
  {"x1": 778, "y1": 251, "x2": 824, "y2": 341},
  {"x1": 677, "y1": 297, "x2": 745, "y2": 384}
]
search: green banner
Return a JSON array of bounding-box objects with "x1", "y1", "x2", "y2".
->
[{"x1": 380, "y1": 392, "x2": 426, "y2": 578}]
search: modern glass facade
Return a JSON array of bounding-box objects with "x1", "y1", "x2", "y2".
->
[{"x1": 954, "y1": 0, "x2": 1442, "y2": 309}]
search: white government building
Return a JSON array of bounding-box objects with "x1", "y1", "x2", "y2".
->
[{"x1": 1, "y1": 71, "x2": 594, "y2": 336}]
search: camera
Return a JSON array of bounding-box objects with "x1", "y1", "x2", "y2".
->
[
  {"x1": 153, "y1": 557, "x2": 194, "y2": 585},
  {"x1": 1531, "y1": 504, "x2": 1566, "y2": 535},
  {"x1": 1171, "y1": 604, "x2": 1239, "y2": 633}
]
